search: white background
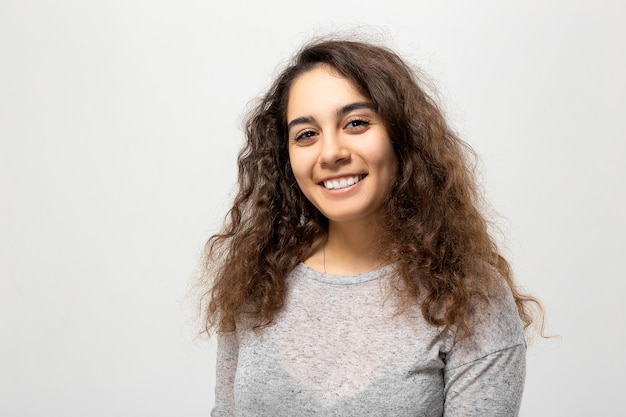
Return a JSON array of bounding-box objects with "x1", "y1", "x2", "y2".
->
[{"x1": 1, "y1": 1, "x2": 625, "y2": 415}]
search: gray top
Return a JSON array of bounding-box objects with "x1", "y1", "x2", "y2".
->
[{"x1": 211, "y1": 263, "x2": 526, "y2": 416}]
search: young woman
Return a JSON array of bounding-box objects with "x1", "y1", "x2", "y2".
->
[{"x1": 203, "y1": 38, "x2": 541, "y2": 417}]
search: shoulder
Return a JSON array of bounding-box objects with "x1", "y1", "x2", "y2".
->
[{"x1": 444, "y1": 278, "x2": 526, "y2": 369}]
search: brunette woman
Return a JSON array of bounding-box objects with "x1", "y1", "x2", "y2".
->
[{"x1": 203, "y1": 38, "x2": 540, "y2": 417}]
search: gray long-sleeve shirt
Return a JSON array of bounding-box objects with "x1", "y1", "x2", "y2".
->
[{"x1": 211, "y1": 263, "x2": 526, "y2": 416}]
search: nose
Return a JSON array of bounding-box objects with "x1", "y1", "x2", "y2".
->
[{"x1": 318, "y1": 133, "x2": 350, "y2": 166}]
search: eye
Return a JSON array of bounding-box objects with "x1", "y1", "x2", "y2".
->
[
  {"x1": 345, "y1": 118, "x2": 370, "y2": 131},
  {"x1": 294, "y1": 129, "x2": 317, "y2": 143}
]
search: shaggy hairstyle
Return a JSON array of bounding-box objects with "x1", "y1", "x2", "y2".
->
[{"x1": 202, "y1": 39, "x2": 541, "y2": 336}]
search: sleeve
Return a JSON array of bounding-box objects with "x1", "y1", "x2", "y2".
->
[
  {"x1": 441, "y1": 284, "x2": 527, "y2": 417},
  {"x1": 210, "y1": 330, "x2": 239, "y2": 417},
  {"x1": 443, "y1": 344, "x2": 526, "y2": 416}
]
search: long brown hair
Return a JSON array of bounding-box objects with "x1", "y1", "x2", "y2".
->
[{"x1": 202, "y1": 38, "x2": 541, "y2": 336}]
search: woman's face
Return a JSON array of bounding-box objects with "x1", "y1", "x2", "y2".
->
[{"x1": 287, "y1": 65, "x2": 398, "y2": 226}]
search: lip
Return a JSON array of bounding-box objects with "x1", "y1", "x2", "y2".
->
[
  {"x1": 318, "y1": 174, "x2": 367, "y2": 191},
  {"x1": 318, "y1": 173, "x2": 366, "y2": 184}
]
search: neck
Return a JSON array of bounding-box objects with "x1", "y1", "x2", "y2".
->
[{"x1": 322, "y1": 218, "x2": 385, "y2": 275}]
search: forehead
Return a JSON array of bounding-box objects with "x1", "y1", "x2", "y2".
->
[{"x1": 286, "y1": 65, "x2": 368, "y2": 120}]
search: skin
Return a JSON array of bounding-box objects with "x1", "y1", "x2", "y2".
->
[{"x1": 287, "y1": 65, "x2": 398, "y2": 274}]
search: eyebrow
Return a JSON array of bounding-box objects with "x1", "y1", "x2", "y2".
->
[{"x1": 287, "y1": 101, "x2": 377, "y2": 132}]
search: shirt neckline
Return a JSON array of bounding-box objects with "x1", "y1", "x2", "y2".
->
[{"x1": 295, "y1": 262, "x2": 394, "y2": 285}]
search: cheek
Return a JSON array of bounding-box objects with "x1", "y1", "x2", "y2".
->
[
  {"x1": 374, "y1": 141, "x2": 398, "y2": 174},
  {"x1": 378, "y1": 148, "x2": 399, "y2": 195},
  {"x1": 288, "y1": 149, "x2": 311, "y2": 180},
  {"x1": 288, "y1": 151, "x2": 300, "y2": 178},
  {"x1": 288, "y1": 153, "x2": 309, "y2": 196}
]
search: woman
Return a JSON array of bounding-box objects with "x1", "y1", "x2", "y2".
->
[{"x1": 203, "y1": 38, "x2": 541, "y2": 416}]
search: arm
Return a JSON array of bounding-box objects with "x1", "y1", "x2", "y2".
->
[
  {"x1": 211, "y1": 331, "x2": 239, "y2": 417},
  {"x1": 443, "y1": 343, "x2": 526, "y2": 416},
  {"x1": 442, "y1": 281, "x2": 527, "y2": 417}
]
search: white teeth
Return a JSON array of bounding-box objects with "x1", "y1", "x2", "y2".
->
[{"x1": 323, "y1": 175, "x2": 361, "y2": 190}]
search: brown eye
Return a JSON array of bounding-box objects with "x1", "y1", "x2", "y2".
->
[
  {"x1": 345, "y1": 119, "x2": 370, "y2": 130},
  {"x1": 295, "y1": 130, "x2": 317, "y2": 142}
]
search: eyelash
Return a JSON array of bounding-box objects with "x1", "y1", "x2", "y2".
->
[
  {"x1": 294, "y1": 129, "x2": 317, "y2": 142},
  {"x1": 345, "y1": 117, "x2": 370, "y2": 130},
  {"x1": 292, "y1": 117, "x2": 372, "y2": 143}
]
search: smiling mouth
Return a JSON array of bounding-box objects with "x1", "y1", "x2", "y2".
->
[{"x1": 321, "y1": 175, "x2": 364, "y2": 190}]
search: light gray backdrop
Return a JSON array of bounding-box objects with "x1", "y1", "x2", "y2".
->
[{"x1": 1, "y1": 0, "x2": 624, "y2": 415}]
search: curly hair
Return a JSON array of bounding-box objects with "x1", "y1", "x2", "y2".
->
[{"x1": 202, "y1": 38, "x2": 541, "y2": 337}]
